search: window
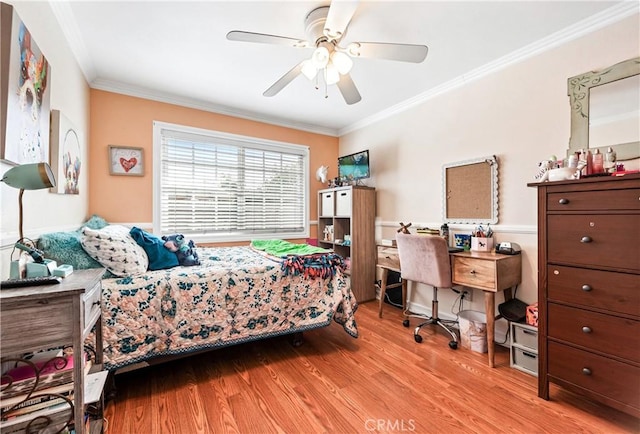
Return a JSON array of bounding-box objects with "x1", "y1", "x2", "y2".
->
[{"x1": 153, "y1": 122, "x2": 309, "y2": 243}]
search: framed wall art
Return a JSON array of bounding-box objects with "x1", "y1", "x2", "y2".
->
[
  {"x1": 1, "y1": 3, "x2": 52, "y2": 165},
  {"x1": 109, "y1": 145, "x2": 144, "y2": 176},
  {"x1": 50, "y1": 110, "x2": 82, "y2": 194}
]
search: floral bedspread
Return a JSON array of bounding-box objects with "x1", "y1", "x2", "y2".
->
[{"x1": 100, "y1": 246, "x2": 358, "y2": 370}]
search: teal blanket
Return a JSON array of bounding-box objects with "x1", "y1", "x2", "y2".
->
[{"x1": 250, "y1": 239, "x2": 330, "y2": 256}]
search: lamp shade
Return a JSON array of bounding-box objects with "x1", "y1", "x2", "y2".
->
[{"x1": 1, "y1": 162, "x2": 56, "y2": 190}]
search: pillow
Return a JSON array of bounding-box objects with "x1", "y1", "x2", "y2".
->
[
  {"x1": 80, "y1": 225, "x2": 149, "y2": 276},
  {"x1": 37, "y1": 230, "x2": 103, "y2": 270},
  {"x1": 83, "y1": 214, "x2": 109, "y2": 230},
  {"x1": 129, "y1": 227, "x2": 179, "y2": 271}
]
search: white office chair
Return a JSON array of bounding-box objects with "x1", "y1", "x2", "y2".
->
[{"x1": 396, "y1": 233, "x2": 459, "y2": 349}]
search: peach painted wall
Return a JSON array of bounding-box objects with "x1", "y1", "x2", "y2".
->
[{"x1": 89, "y1": 90, "x2": 338, "y2": 242}]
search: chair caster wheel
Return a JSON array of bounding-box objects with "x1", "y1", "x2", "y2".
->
[
  {"x1": 414, "y1": 334, "x2": 423, "y2": 343},
  {"x1": 402, "y1": 319, "x2": 410, "y2": 327},
  {"x1": 449, "y1": 341, "x2": 458, "y2": 349}
]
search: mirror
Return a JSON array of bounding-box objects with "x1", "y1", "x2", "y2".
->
[
  {"x1": 567, "y1": 57, "x2": 640, "y2": 161},
  {"x1": 443, "y1": 155, "x2": 498, "y2": 224}
]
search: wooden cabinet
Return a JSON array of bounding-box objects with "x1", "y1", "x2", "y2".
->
[
  {"x1": 318, "y1": 186, "x2": 376, "y2": 302},
  {"x1": 530, "y1": 174, "x2": 640, "y2": 417},
  {"x1": 0, "y1": 269, "x2": 105, "y2": 433}
]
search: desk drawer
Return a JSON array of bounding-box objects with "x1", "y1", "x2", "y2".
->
[
  {"x1": 377, "y1": 246, "x2": 400, "y2": 271},
  {"x1": 548, "y1": 303, "x2": 640, "y2": 362},
  {"x1": 548, "y1": 265, "x2": 640, "y2": 316},
  {"x1": 547, "y1": 214, "x2": 639, "y2": 271},
  {"x1": 451, "y1": 256, "x2": 496, "y2": 291},
  {"x1": 548, "y1": 341, "x2": 640, "y2": 410}
]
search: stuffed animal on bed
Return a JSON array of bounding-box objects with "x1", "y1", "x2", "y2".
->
[{"x1": 162, "y1": 234, "x2": 200, "y2": 266}]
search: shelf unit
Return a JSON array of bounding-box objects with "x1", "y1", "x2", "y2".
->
[
  {"x1": 318, "y1": 185, "x2": 376, "y2": 302},
  {"x1": 510, "y1": 322, "x2": 538, "y2": 376},
  {"x1": 0, "y1": 269, "x2": 106, "y2": 434}
]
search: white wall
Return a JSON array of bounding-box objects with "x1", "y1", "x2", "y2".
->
[
  {"x1": 340, "y1": 14, "x2": 639, "y2": 339},
  {"x1": 1, "y1": 1, "x2": 90, "y2": 278}
]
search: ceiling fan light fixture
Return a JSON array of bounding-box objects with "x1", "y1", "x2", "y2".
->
[
  {"x1": 311, "y1": 46, "x2": 330, "y2": 69},
  {"x1": 325, "y1": 63, "x2": 340, "y2": 85},
  {"x1": 331, "y1": 51, "x2": 353, "y2": 75},
  {"x1": 301, "y1": 59, "x2": 318, "y2": 80}
]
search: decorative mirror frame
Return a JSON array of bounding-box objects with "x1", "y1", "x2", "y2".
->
[
  {"x1": 442, "y1": 155, "x2": 498, "y2": 225},
  {"x1": 567, "y1": 57, "x2": 640, "y2": 161}
]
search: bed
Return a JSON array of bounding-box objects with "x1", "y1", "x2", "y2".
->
[
  {"x1": 98, "y1": 245, "x2": 358, "y2": 371},
  {"x1": 36, "y1": 220, "x2": 358, "y2": 372}
]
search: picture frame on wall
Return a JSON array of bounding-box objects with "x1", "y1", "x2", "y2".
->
[
  {"x1": 109, "y1": 145, "x2": 144, "y2": 176},
  {"x1": 1, "y1": 2, "x2": 52, "y2": 165},
  {"x1": 50, "y1": 110, "x2": 82, "y2": 194}
]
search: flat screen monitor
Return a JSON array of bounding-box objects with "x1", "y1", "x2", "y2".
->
[{"x1": 338, "y1": 150, "x2": 370, "y2": 181}]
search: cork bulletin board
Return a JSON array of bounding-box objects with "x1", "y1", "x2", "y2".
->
[{"x1": 443, "y1": 156, "x2": 498, "y2": 224}]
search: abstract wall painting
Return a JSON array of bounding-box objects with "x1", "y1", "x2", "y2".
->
[
  {"x1": 1, "y1": 3, "x2": 51, "y2": 165},
  {"x1": 50, "y1": 110, "x2": 82, "y2": 194}
]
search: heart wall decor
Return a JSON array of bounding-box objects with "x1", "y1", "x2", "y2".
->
[{"x1": 108, "y1": 145, "x2": 144, "y2": 176}]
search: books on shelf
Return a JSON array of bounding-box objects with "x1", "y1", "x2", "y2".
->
[
  {"x1": 415, "y1": 227, "x2": 440, "y2": 235},
  {"x1": 0, "y1": 354, "x2": 79, "y2": 400},
  {"x1": 0, "y1": 400, "x2": 73, "y2": 434}
]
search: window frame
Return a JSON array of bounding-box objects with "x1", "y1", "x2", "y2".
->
[{"x1": 153, "y1": 121, "x2": 310, "y2": 243}]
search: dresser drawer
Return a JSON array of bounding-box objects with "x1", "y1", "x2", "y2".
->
[
  {"x1": 547, "y1": 188, "x2": 640, "y2": 211},
  {"x1": 547, "y1": 214, "x2": 640, "y2": 271},
  {"x1": 83, "y1": 281, "x2": 102, "y2": 335},
  {"x1": 548, "y1": 265, "x2": 640, "y2": 316},
  {"x1": 548, "y1": 341, "x2": 640, "y2": 410},
  {"x1": 548, "y1": 303, "x2": 640, "y2": 362},
  {"x1": 377, "y1": 246, "x2": 400, "y2": 271}
]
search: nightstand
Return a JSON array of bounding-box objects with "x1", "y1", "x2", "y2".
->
[{"x1": 0, "y1": 268, "x2": 105, "y2": 434}]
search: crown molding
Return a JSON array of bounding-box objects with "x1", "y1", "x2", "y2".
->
[
  {"x1": 339, "y1": 2, "x2": 639, "y2": 136},
  {"x1": 48, "y1": 0, "x2": 97, "y2": 82},
  {"x1": 90, "y1": 79, "x2": 339, "y2": 137}
]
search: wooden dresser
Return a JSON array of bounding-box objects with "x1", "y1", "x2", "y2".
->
[{"x1": 529, "y1": 174, "x2": 640, "y2": 417}]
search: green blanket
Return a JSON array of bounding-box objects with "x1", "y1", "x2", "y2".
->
[{"x1": 250, "y1": 239, "x2": 330, "y2": 257}]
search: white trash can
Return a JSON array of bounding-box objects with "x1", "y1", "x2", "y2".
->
[{"x1": 458, "y1": 310, "x2": 488, "y2": 353}]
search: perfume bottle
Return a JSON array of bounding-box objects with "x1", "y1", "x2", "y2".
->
[
  {"x1": 592, "y1": 148, "x2": 604, "y2": 173},
  {"x1": 605, "y1": 146, "x2": 617, "y2": 172}
]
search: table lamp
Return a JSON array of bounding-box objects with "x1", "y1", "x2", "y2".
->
[{"x1": 1, "y1": 162, "x2": 56, "y2": 240}]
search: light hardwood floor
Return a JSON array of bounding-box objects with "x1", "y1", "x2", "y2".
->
[{"x1": 103, "y1": 301, "x2": 639, "y2": 433}]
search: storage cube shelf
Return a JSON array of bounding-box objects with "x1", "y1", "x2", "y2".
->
[{"x1": 317, "y1": 186, "x2": 375, "y2": 302}]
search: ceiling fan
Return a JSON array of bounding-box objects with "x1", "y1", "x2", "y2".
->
[{"x1": 226, "y1": 1, "x2": 428, "y2": 105}]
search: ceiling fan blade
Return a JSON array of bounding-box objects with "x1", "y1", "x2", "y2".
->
[
  {"x1": 347, "y1": 42, "x2": 428, "y2": 63},
  {"x1": 337, "y1": 73, "x2": 362, "y2": 105},
  {"x1": 263, "y1": 62, "x2": 304, "y2": 97},
  {"x1": 227, "y1": 31, "x2": 309, "y2": 48},
  {"x1": 324, "y1": 1, "x2": 359, "y2": 41}
]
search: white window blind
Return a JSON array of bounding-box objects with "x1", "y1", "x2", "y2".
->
[{"x1": 153, "y1": 122, "x2": 309, "y2": 242}]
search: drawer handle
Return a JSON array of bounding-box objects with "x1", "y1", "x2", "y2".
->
[
  {"x1": 469, "y1": 270, "x2": 476, "y2": 275},
  {"x1": 580, "y1": 236, "x2": 592, "y2": 243},
  {"x1": 385, "y1": 256, "x2": 391, "y2": 259},
  {"x1": 92, "y1": 301, "x2": 101, "y2": 307},
  {"x1": 522, "y1": 351, "x2": 537, "y2": 359},
  {"x1": 522, "y1": 329, "x2": 536, "y2": 336},
  {"x1": 581, "y1": 284, "x2": 592, "y2": 292},
  {"x1": 558, "y1": 198, "x2": 570, "y2": 205},
  {"x1": 582, "y1": 367, "x2": 592, "y2": 376},
  {"x1": 582, "y1": 326, "x2": 592, "y2": 334}
]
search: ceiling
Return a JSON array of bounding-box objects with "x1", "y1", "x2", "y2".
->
[{"x1": 50, "y1": 1, "x2": 634, "y2": 136}]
